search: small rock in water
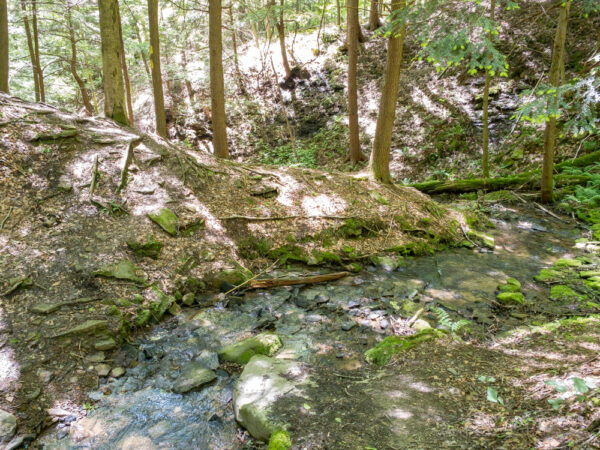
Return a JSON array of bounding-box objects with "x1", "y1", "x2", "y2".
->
[
  {"x1": 182, "y1": 292, "x2": 195, "y2": 306},
  {"x1": 94, "y1": 338, "x2": 116, "y2": 351},
  {"x1": 85, "y1": 352, "x2": 105, "y2": 363},
  {"x1": 341, "y1": 321, "x2": 356, "y2": 331},
  {"x1": 172, "y1": 362, "x2": 217, "y2": 393},
  {"x1": 95, "y1": 364, "x2": 111, "y2": 377},
  {"x1": 110, "y1": 367, "x2": 126, "y2": 378},
  {"x1": 336, "y1": 352, "x2": 344, "y2": 358}
]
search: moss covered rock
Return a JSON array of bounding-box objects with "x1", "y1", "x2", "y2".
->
[
  {"x1": 498, "y1": 278, "x2": 521, "y2": 293},
  {"x1": 214, "y1": 268, "x2": 253, "y2": 288},
  {"x1": 148, "y1": 208, "x2": 179, "y2": 236},
  {"x1": 269, "y1": 430, "x2": 292, "y2": 450},
  {"x1": 496, "y1": 292, "x2": 525, "y2": 305},
  {"x1": 550, "y1": 285, "x2": 585, "y2": 301},
  {"x1": 553, "y1": 258, "x2": 583, "y2": 269},
  {"x1": 93, "y1": 260, "x2": 147, "y2": 284},
  {"x1": 126, "y1": 235, "x2": 163, "y2": 259},
  {"x1": 365, "y1": 329, "x2": 444, "y2": 366},
  {"x1": 218, "y1": 332, "x2": 283, "y2": 365},
  {"x1": 534, "y1": 268, "x2": 563, "y2": 283}
]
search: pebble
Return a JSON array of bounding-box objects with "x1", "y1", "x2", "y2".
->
[
  {"x1": 341, "y1": 321, "x2": 356, "y2": 331},
  {"x1": 379, "y1": 318, "x2": 390, "y2": 329},
  {"x1": 95, "y1": 364, "x2": 111, "y2": 377},
  {"x1": 110, "y1": 367, "x2": 126, "y2": 378},
  {"x1": 336, "y1": 352, "x2": 344, "y2": 358}
]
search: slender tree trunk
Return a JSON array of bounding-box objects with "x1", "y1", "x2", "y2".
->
[
  {"x1": 367, "y1": 0, "x2": 380, "y2": 30},
  {"x1": 336, "y1": 0, "x2": 341, "y2": 27},
  {"x1": 481, "y1": 0, "x2": 496, "y2": 178},
  {"x1": 147, "y1": 0, "x2": 167, "y2": 137},
  {"x1": 228, "y1": 5, "x2": 246, "y2": 95},
  {"x1": 180, "y1": 49, "x2": 196, "y2": 106},
  {"x1": 276, "y1": 0, "x2": 291, "y2": 79},
  {"x1": 0, "y1": 0, "x2": 8, "y2": 93},
  {"x1": 117, "y1": 2, "x2": 134, "y2": 124},
  {"x1": 347, "y1": 0, "x2": 364, "y2": 164},
  {"x1": 370, "y1": 0, "x2": 406, "y2": 183},
  {"x1": 98, "y1": 0, "x2": 129, "y2": 125},
  {"x1": 67, "y1": 7, "x2": 93, "y2": 115},
  {"x1": 32, "y1": 0, "x2": 44, "y2": 102},
  {"x1": 20, "y1": 0, "x2": 40, "y2": 101},
  {"x1": 122, "y1": 0, "x2": 151, "y2": 79},
  {"x1": 541, "y1": 1, "x2": 570, "y2": 203},
  {"x1": 209, "y1": 0, "x2": 229, "y2": 158}
]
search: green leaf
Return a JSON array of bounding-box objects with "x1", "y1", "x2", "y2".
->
[
  {"x1": 545, "y1": 380, "x2": 567, "y2": 393},
  {"x1": 335, "y1": 417, "x2": 342, "y2": 423},
  {"x1": 487, "y1": 387, "x2": 503, "y2": 405},
  {"x1": 303, "y1": 403, "x2": 311, "y2": 410},
  {"x1": 573, "y1": 377, "x2": 590, "y2": 394},
  {"x1": 548, "y1": 398, "x2": 563, "y2": 410}
]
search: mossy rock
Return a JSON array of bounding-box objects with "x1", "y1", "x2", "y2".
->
[
  {"x1": 93, "y1": 260, "x2": 147, "y2": 284},
  {"x1": 269, "y1": 430, "x2": 292, "y2": 450},
  {"x1": 307, "y1": 250, "x2": 342, "y2": 266},
  {"x1": 179, "y1": 276, "x2": 206, "y2": 294},
  {"x1": 550, "y1": 285, "x2": 585, "y2": 301},
  {"x1": 480, "y1": 190, "x2": 519, "y2": 204},
  {"x1": 134, "y1": 309, "x2": 152, "y2": 327},
  {"x1": 148, "y1": 208, "x2": 179, "y2": 236},
  {"x1": 126, "y1": 235, "x2": 162, "y2": 259},
  {"x1": 585, "y1": 280, "x2": 600, "y2": 291},
  {"x1": 149, "y1": 289, "x2": 175, "y2": 321},
  {"x1": 580, "y1": 271, "x2": 600, "y2": 279},
  {"x1": 498, "y1": 278, "x2": 521, "y2": 293},
  {"x1": 364, "y1": 329, "x2": 444, "y2": 366},
  {"x1": 267, "y1": 245, "x2": 308, "y2": 264},
  {"x1": 553, "y1": 258, "x2": 583, "y2": 269},
  {"x1": 214, "y1": 268, "x2": 253, "y2": 288},
  {"x1": 370, "y1": 255, "x2": 401, "y2": 271},
  {"x1": 218, "y1": 332, "x2": 283, "y2": 365},
  {"x1": 467, "y1": 230, "x2": 495, "y2": 249},
  {"x1": 534, "y1": 268, "x2": 563, "y2": 283},
  {"x1": 496, "y1": 292, "x2": 525, "y2": 305}
]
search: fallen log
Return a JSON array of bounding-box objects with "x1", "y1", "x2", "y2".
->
[
  {"x1": 410, "y1": 150, "x2": 600, "y2": 195},
  {"x1": 248, "y1": 271, "x2": 351, "y2": 289}
]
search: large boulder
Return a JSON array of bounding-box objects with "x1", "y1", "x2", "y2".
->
[{"x1": 233, "y1": 355, "x2": 309, "y2": 441}]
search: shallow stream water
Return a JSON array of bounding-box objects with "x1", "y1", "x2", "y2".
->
[{"x1": 39, "y1": 204, "x2": 586, "y2": 449}]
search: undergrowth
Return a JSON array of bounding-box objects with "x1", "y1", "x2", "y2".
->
[{"x1": 559, "y1": 163, "x2": 600, "y2": 226}]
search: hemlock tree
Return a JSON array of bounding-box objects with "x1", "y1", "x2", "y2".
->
[
  {"x1": 148, "y1": 0, "x2": 167, "y2": 138},
  {"x1": 209, "y1": 0, "x2": 229, "y2": 159},
  {"x1": 347, "y1": 0, "x2": 364, "y2": 164},
  {"x1": 368, "y1": 0, "x2": 380, "y2": 30},
  {"x1": 0, "y1": 0, "x2": 8, "y2": 93},
  {"x1": 98, "y1": 0, "x2": 129, "y2": 125},
  {"x1": 540, "y1": 0, "x2": 571, "y2": 203},
  {"x1": 370, "y1": 0, "x2": 406, "y2": 183}
]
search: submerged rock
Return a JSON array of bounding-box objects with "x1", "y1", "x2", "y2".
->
[
  {"x1": 233, "y1": 355, "x2": 308, "y2": 441},
  {"x1": 148, "y1": 208, "x2": 179, "y2": 236},
  {"x1": 172, "y1": 362, "x2": 217, "y2": 393},
  {"x1": 218, "y1": 332, "x2": 283, "y2": 365}
]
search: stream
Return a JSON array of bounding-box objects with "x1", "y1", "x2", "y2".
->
[{"x1": 38, "y1": 203, "x2": 588, "y2": 449}]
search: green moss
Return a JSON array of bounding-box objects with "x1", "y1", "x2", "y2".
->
[
  {"x1": 467, "y1": 230, "x2": 495, "y2": 249},
  {"x1": 496, "y1": 292, "x2": 525, "y2": 305},
  {"x1": 269, "y1": 430, "x2": 292, "y2": 450},
  {"x1": 148, "y1": 208, "x2": 179, "y2": 236},
  {"x1": 580, "y1": 271, "x2": 600, "y2": 279},
  {"x1": 364, "y1": 329, "x2": 444, "y2": 366},
  {"x1": 149, "y1": 289, "x2": 175, "y2": 321},
  {"x1": 218, "y1": 332, "x2": 283, "y2": 365},
  {"x1": 93, "y1": 260, "x2": 148, "y2": 284},
  {"x1": 480, "y1": 190, "x2": 519, "y2": 204},
  {"x1": 337, "y1": 218, "x2": 381, "y2": 239},
  {"x1": 180, "y1": 218, "x2": 206, "y2": 237},
  {"x1": 267, "y1": 245, "x2": 307, "y2": 264},
  {"x1": 239, "y1": 237, "x2": 274, "y2": 259},
  {"x1": 134, "y1": 309, "x2": 152, "y2": 327},
  {"x1": 586, "y1": 280, "x2": 600, "y2": 290},
  {"x1": 550, "y1": 285, "x2": 585, "y2": 301},
  {"x1": 344, "y1": 262, "x2": 362, "y2": 272},
  {"x1": 370, "y1": 191, "x2": 390, "y2": 205},
  {"x1": 127, "y1": 235, "x2": 163, "y2": 259},
  {"x1": 215, "y1": 268, "x2": 253, "y2": 287},
  {"x1": 386, "y1": 242, "x2": 435, "y2": 256},
  {"x1": 308, "y1": 250, "x2": 342, "y2": 265},
  {"x1": 553, "y1": 258, "x2": 583, "y2": 269},
  {"x1": 534, "y1": 268, "x2": 563, "y2": 283},
  {"x1": 498, "y1": 278, "x2": 521, "y2": 293}
]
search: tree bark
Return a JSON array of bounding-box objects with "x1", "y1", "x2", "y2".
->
[
  {"x1": 117, "y1": 2, "x2": 134, "y2": 125},
  {"x1": 0, "y1": 0, "x2": 8, "y2": 93},
  {"x1": 66, "y1": 6, "x2": 93, "y2": 115},
  {"x1": 369, "y1": 0, "x2": 406, "y2": 183},
  {"x1": 147, "y1": 0, "x2": 167, "y2": 137},
  {"x1": 228, "y1": 4, "x2": 246, "y2": 95},
  {"x1": 336, "y1": 0, "x2": 341, "y2": 28},
  {"x1": 20, "y1": 0, "x2": 40, "y2": 101},
  {"x1": 367, "y1": 0, "x2": 380, "y2": 30},
  {"x1": 276, "y1": 0, "x2": 291, "y2": 79},
  {"x1": 98, "y1": 0, "x2": 129, "y2": 125},
  {"x1": 541, "y1": 1, "x2": 570, "y2": 203},
  {"x1": 209, "y1": 0, "x2": 229, "y2": 158},
  {"x1": 347, "y1": 0, "x2": 364, "y2": 164},
  {"x1": 481, "y1": 0, "x2": 496, "y2": 178},
  {"x1": 31, "y1": 0, "x2": 44, "y2": 102}
]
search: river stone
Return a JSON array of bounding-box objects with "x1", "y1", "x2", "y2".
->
[
  {"x1": 218, "y1": 332, "x2": 283, "y2": 365},
  {"x1": 93, "y1": 260, "x2": 147, "y2": 284},
  {"x1": 496, "y1": 292, "x2": 525, "y2": 305},
  {"x1": 172, "y1": 362, "x2": 217, "y2": 393},
  {"x1": 110, "y1": 367, "x2": 126, "y2": 378},
  {"x1": 0, "y1": 409, "x2": 16, "y2": 444},
  {"x1": 94, "y1": 338, "x2": 117, "y2": 351},
  {"x1": 412, "y1": 319, "x2": 432, "y2": 332},
  {"x1": 30, "y1": 303, "x2": 63, "y2": 314},
  {"x1": 55, "y1": 320, "x2": 108, "y2": 337},
  {"x1": 182, "y1": 292, "x2": 195, "y2": 306},
  {"x1": 148, "y1": 208, "x2": 179, "y2": 235},
  {"x1": 233, "y1": 355, "x2": 309, "y2": 441},
  {"x1": 371, "y1": 256, "x2": 400, "y2": 271}
]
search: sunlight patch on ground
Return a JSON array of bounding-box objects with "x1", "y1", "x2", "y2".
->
[
  {"x1": 301, "y1": 193, "x2": 346, "y2": 216},
  {"x1": 411, "y1": 87, "x2": 450, "y2": 120},
  {"x1": 0, "y1": 346, "x2": 19, "y2": 391},
  {"x1": 387, "y1": 408, "x2": 413, "y2": 420}
]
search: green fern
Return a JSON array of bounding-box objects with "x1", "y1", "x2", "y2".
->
[{"x1": 430, "y1": 306, "x2": 471, "y2": 333}]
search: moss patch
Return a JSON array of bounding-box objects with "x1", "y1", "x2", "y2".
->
[
  {"x1": 148, "y1": 208, "x2": 179, "y2": 236},
  {"x1": 127, "y1": 235, "x2": 163, "y2": 259},
  {"x1": 550, "y1": 285, "x2": 585, "y2": 301},
  {"x1": 218, "y1": 332, "x2": 283, "y2": 365},
  {"x1": 269, "y1": 430, "x2": 292, "y2": 450},
  {"x1": 496, "y1": 292, "x2": 525, "y2": 305},
  {"x1": 364, "y1": 329, "x2": 444, "y2": 366}
]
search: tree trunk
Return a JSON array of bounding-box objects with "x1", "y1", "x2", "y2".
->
[
  {"x1": 367, "y1": 0, "x2": 380, "y2": 30},
  {"x1": 180, "y1": 49, "x2": 196, "y2": 106},
  {"x1": 32, "y1": 0, "x2": 44, "y2": 102},
  {"x1": 147, "y1": 0, "x2": 167, "y2": 138},
  {"x1": 541, "y1": 1, "x2": 570, "y2": 203},
  {"x1": 20, "y1": 0, "x2": 40, "y2": 101},
  {"x1": 336, "y1": 0, "x2": 341, "y2": 28},
  {"x1": 276, "y1": 0, "x2": 291, "y2": 79},
  {"x1": 481, "y1": 0, "x2": 496, "y2": 178},
  {"x1": 209, "y1": 0, "x2": 229, "y2": 159},
  {"x1": 66, "y1": 6, "x2": 93, "y2": 115},
  {"x1": 370, "y1": 0, "x2": 406, "y2": 183},
  {"x1": 122, "y1": 0, "x2": 151, "y2": 79},
  {"x1": 117, "y1": 2, "x2": 134, "y2": 125},
  {"x1": 0, "y1": 0, "x2": 8, "y2": 93},
  {"x1": 98, "y1": 0, "x2": 129, "y2": 125},
  {"x1": 347, "y1": 0, "x2": 364, "y2": 164},
  {"x1": 228, "y1": 5, "x2": 246, "y2": 95}
]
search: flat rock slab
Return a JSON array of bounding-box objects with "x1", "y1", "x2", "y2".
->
[
  {"x1": 218, "y1": 332, "x2": 283, "y2": 365},
  {"x1": 93, "y1": 260, "x2": 147, "y2": 284},
  {"x1": 148, "y1": 208, "x2": 178, "y2": 236},
  {"x1": 54, "y1": 320, "x2": 108, "y2": 338},
  {"x1": 233, "y1": 355, "x2": 309, "y2": 441},
  {"x1": 0, "y1": 409, "x2": 16, "y2": 444},
  {"x1": 172, "y1": 362, "x2": 217, "y2": 393}
]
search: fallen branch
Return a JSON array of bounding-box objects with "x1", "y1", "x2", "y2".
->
[
  {"x1": 117, "y1": 138, "x2": 142, "y2": 193},
  {"x1": 89, "y1": 155, "x2": 99, "y2": 200},
  {"x1": 248, "y1": 271, "x2": 351, "y2": 289},
  {"x1": 218, "y1": 214, "x2": 352, "y2": 221},
  {"x1": 0, "y1": 207, "x2": 14, "y2": 232},
  {"x1": 533, "y1": 202, "x2": 567, "y2": 223}
]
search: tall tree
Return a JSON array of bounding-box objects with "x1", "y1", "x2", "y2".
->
[
  {"x1": 541, "y1": 0, "x2": 571, "y2": 203},
  {"x1": 367, "y1": 0, "x2": 380, "y2": 30},
  {"x1": 31, "y1": 0, "x2": 44, "y2": 102},
  {"x1": 369, "y1": 0, "x2": 406, "y2": 183},
  {"x1": 481, "y1": 0, "x2": 497, "y2": 178},
  {"x1": 98, "y1": 0, "x2": 129, "y2": 125},
  {"x1": 276, "y1": 0, "x2": 291, "y2": 79},
  {"x1": 209, "y1": 0, "x2": 229, "y2": 158},
  {"x1": 66, "y1": 4, "x2": 93, "y2": 115},
  {"x1": 148, "y1": 0, "x2": 167, "y2": 137},
  {"x1": 20, "y1": 0, "x2": 40, "y2": 101},
  {"x1": 117, "y1": 2, "x2": 134, "y2": 124},
  {"x1": 0, "y1": 0, "x2": 8, "y2": 93},
  {"x1": 347, "y1": 0, "x2": 364, "y2": 164}
]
